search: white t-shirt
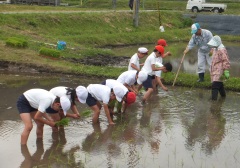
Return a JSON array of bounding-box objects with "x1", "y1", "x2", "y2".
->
[
  {"x1": 105, "y1": 79, "x2": 128, "y2": 92},
  {"x1": 50, "y1": 86, "x2": 71, "y2": 100},
  {"x1": 87, "y1": 84, "x2": 111, "y2": 104},
  {"x1": 117, "y1": 70, "x2": 137, "y2": 86},
  {"x1": 141, "y1": 52, "x2": 157, "y2": 76},
  {"x1": 105, "y1": 79, "x2": 128, "y2": 102},
  {"x1": 155, "y1": 57, "x2": 163, "y2": 77},
  {"x1": 23, "y1": 89, "x2": 56, "y2": 113},
  {"x1": 128, "y1": 53, "x2": 139, "y2": 71}
]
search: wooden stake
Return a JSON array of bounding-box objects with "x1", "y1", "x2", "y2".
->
[{"x1": 172, "y1": 53, "x2": 186, "y2": 86}]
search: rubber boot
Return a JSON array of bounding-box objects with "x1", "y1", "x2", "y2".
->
[{"x1": 197, "y1": 73, "x2": 204, "y2": 82}]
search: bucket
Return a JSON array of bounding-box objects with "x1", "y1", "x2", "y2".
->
[{"x1": 57, "y1": 41, "x2": 66, "y2": 50}]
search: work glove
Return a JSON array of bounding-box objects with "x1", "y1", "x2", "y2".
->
[{"x1": 224, "y1": 70, "x2": 230, "y2": 79}]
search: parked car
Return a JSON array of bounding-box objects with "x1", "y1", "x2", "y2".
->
[{"x1": 186, "y1": 0, "x2": 227, "y2": 13}]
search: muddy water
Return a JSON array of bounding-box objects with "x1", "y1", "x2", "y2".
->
[{"x1": 0, "y1": 73, "x2": 240, "y2": 168}]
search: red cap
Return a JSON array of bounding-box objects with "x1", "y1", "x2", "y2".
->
[
  {"x1": 126, "y1": 92, "x2": 136, "y2": 105},
  {"x1": 157, "y1": 39, "x2": 167, "y2": 47},
  {"x1": 155, "y1": 45, "x2": 165, "y2": 55}
]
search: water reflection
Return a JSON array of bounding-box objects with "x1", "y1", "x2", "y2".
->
[
  {"x1": 204, "y1": 99, "x2": 226, "y2": 155},
  {"x1": 82, "y1": 123, "x2": 121, "y2": 167},
  {"x1": 184, "y1": 97, "x2": 226, "y2": 156},
  {"x1": 1, "y1": 74, "x2": 240, "y2": 168},
  {"x1": 140, "y1": 95, "x2": 163, "y2": 154},
  {"x1": 20, "y1": 139, "x2": 44, "y2": 168},
  {"x1": 42, "y1": 129, "x2": 82, "y2": 167},
  {"x1": 20, "y1": 128, "x2": 82, "y2": 168}
]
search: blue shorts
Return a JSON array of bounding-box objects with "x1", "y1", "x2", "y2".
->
[
  {"x1": 101, "y1": 80, "x2": 106, "y2": 85},
  {"x1": 86, "y1": 93, "x2": 98, "y2": 107},
  {"x1": 17, "y1": 95, "x2": 37, "y2": 114},
  {"x1": 45, "y1": 106, "x2": 58, "y2": 114},
  {"x1": 142, "y1": 75, "x2": 154, "y2": 90},
  {"x1": 17, "y1": 94, "x2": 58, "y2": 114}
]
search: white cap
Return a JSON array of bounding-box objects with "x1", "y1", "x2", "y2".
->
[
  {"x1": 138, "y1": 47, "x2": 148, "y2": 54},
  {"x1": 76, "y1": 86, "x2": 88, "y2": 104},
  {"x1": 113, "y1": 85, "x2": 127, "y2": 102},
  {"x1": 207, "y1": 35, "x2": 222, "y2": 48},
  {"x1": 137, "y1": 71, "x2": 148, "y2": 84},
  {"x1": 60, "y1": 96, "x2": 71, "y2": 116}
]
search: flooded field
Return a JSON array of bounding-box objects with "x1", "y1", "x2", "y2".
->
[{"x1": 0, "y1": 73, "x2": 240, "y2": 168}]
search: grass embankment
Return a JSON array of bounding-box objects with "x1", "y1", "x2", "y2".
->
[
  {"x1": 0, "y1": 8, "x2": 193, "y2": 77},
  {"x1": 0, "y1": 2, "x2": 240, "y2": 91}
]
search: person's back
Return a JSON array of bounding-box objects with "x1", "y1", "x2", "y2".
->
[
  {"x1": 117, "y1": 70, "x2": 138, "y2": 86},
  {"x1": 141, "y1": 52, "x2": 156, "y2": 75},
  {"x1": 189, "y1": 29, "x2": 212, "y2": 53},
  {"x1": 50, "y1": 86, "x2": 71, "y2": 99},
  {"x1": 87, "y1": 84, "x2": 111, "y2": 104},
  {"x1": 24, "y1": 89, "x2": 56, "y2": 111}
]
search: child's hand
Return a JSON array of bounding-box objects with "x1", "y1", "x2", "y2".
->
[
  {"x1": 72, "y1": 113, "x2": 80, "y2": 119},
  {"x1": 162, "y1": 86, "x2": 168, "y2": 91}
]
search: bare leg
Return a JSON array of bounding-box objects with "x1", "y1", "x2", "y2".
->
[
  {"x1": 34, "y1": 119, "x2": 44, "y2": 139},
  {"x1": 152, "y1": 78, "x2": 157, "y2": 92},
  {"x1": 31, "y1": 112, "x2": 44, "y2": 139},
  {"x1": 48, "y1": 113, "x2": 60, "y2": 132},
  {"x1": 142, "y1": 88, "x2": 153, "y2": 103},
  {"x1": 90, "y1": 105, "x2": 100, "y2": 124},
  {"x1": 20, "y1": 113, "x2": 34, "y2": 145}
]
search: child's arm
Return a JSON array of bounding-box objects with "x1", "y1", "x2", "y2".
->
[
  {"x1": 162, "y1": 51, "x2": 171, "y2": 58},
  {"x1": 151, "y1": 64, "x2": 166, "y2": 71},
  {"x1": 130, "y1": 63, "x2": 141, "y2": 71},
  {"x1": 156, "y1": 76, "x2": 168, "y2": 91},
  {"x1": 34, "y1": 111, "x2": 56, "y2": 127},
  {"x1": 69, "y1": 105, "x2": 80, "y2": 119},
  {"x1": 103, "y1": 103, "x2": 115, "y2": 125}
]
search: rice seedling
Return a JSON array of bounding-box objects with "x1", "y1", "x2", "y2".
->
[
  {"x1": 81, "y1": 109, "x2": 92, "y2": 117},
  {"x1": 55, "y1": 118, "x2": 70, "y2": 126}
]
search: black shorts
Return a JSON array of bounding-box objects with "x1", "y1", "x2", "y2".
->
[
  {"x1": 45, "y1": 106, "x2": 58, "y2": 114},
  {"x1": 17, "y1": 95, "x2": 37, "y2": 114},
  {"x1": 101, "y1": 80, "x2": 106, "y2": 85},
  {"x1": 142, "y1": 75, "x2": 153, "y2": 90},
  {"x1": 86, "y1": 93, "x2": 98, "y2": 107}
]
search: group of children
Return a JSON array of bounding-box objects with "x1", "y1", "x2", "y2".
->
[
  {"x1": 17, "y1": 23, "x2": 231, "y2": 145},
  {"x1": 17, "y1": 38, "x2": 174, "y2": 145}
]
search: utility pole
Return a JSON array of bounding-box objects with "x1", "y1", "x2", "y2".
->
[
  {"x1": 112, "y1": 0, "x2": 117, "y2": 9},
  {"x1": 133, "y1": 0, "x2": 140, "y2": 27}
]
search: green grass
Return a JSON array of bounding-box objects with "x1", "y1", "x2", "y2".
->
[{"x1": 0, "y1": 2, "x2": 240, "y2": 91}]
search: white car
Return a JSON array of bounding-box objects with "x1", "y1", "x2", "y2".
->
[{"x1": 186, "y1": 0, "x2": 227, "y2": 13}]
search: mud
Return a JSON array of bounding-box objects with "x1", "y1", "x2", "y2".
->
[
  {"x1": 0, "y1": 54, "x2": 130, "y2": 75},
  {"x1": 64, "y1": 55, "x2": 129, "y2": 67},
  {"x1": 0, "y1": 60, "x2": 59, "y2": 74}
]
